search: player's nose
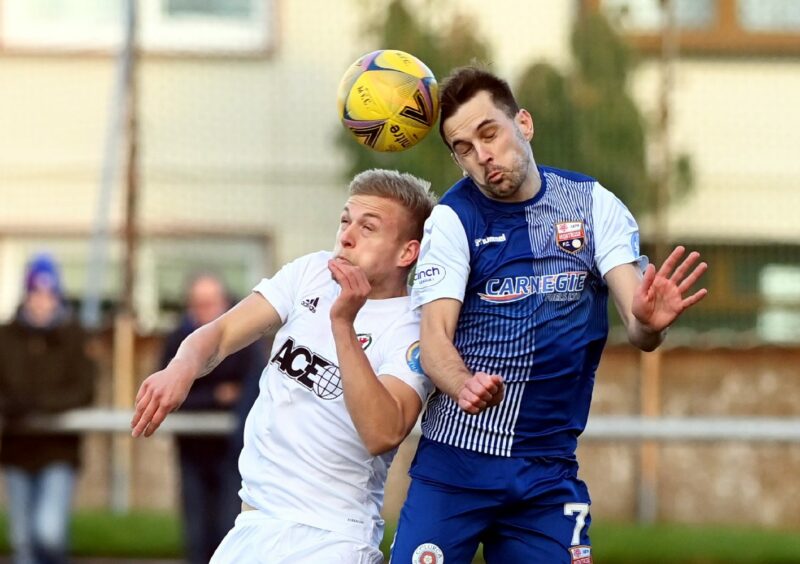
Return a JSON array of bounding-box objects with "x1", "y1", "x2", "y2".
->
[
  {"x1": 339, "y1": 224, "x2": 357, "y2": 247},
  {"x1": 476, "y1": 143, "x2": 493, "y2": 165}
]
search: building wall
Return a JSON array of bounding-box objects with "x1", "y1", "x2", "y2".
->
[{"x1": 1, "y1": 1, "x2": 798, "y2": 310}]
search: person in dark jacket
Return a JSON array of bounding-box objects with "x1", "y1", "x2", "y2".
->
[
  {"x1": 0, "y1": 254, "x2": 97, "y2": 564},
  {"x1": 162, "y1": 273, "x2": 265, "y2": 564}
]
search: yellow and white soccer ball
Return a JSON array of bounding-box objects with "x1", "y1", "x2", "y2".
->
[{"x1": 337, "y1": 49, "x2": 439, "y2": 152}]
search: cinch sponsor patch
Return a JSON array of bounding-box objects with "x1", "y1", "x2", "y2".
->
[
  {"x1": 569, "y1": 545, "x2": 592, "y2": 563},
  {"x1": 555, "y1": 221, "x2": 586, "y2": 254},
  {"x1": 413, "y1": 263, "x2": 445, "y2": 288},
  {"x1": 412, "y1": 542, "x2": 444, "y2": 563},
  {"x1": 406, "y1": 341, "x2": 422, "y2": 373}
]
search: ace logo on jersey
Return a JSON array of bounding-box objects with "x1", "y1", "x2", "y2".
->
[
  {"x1": 555, "y1": 221, "x2": 586, "y2": 254},
  {"x1": 270, "y1": 337, "x2": 343, "y2": 399}
]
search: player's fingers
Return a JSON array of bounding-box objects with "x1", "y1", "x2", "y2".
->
[
  {"x1": 475, "y1": 372, "x2": 500, "y2": 395},
  {"x1": 678, "y1": 262, "x2": 708, "y2": 294},
  {"x1": 130, "y1": 388, "x2": 152, "y2": 429},
  {"x1": 328, "y1": 260, "x2": 349, "y2": 288},
  {"x1": 135, "y1": 379, "x2": 151, "y2": 404},
  {"x1": 657, "y1": 246, "x2": 685, "y2": 279},
  {"x1": 131, "y1": 397, "x2": 160, "y2": 438},
  {"x1": 457, "y1": 397, "x2": 481, "y2": 415},
  {"x1": 466, "y1": 378, "x2": 493, "y2": 401},
  {"x1": 670, "y1": 251, "x2": 701, "y2": 284},
  {"x1": 143, "y1": 405, "x2": 172, "y2": 438},
  {"x1": 681, "y1": 288, "x2": 708, "y2": 309},
  {"x1": 639, "y1": 263, "x2": 656, "y2": 294}
]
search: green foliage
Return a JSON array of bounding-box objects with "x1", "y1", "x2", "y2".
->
[
  {"x1": 516, "y1": 10, "x2": 692, "y2": 216},
  {"x1": 339, "y1": 0, "x2": 492, "y2": 196}
]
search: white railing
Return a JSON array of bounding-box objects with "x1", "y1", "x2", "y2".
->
[{"x1": 5, "y1": 409, "x2": 800, "y2": 442}]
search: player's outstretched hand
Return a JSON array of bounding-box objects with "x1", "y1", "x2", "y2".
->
[
  {"x1": 632, "y1": 245, "x2": 708, "y2": 333},
  {"x1": 328, "y1": 258, "x2": 370, "y2": 325},
  {"x1": 457, "y1": 372, "x2": 505, "y2": 415},
  {"x1": 131, "y1": 360, "x2": 194, "y2": 438}
]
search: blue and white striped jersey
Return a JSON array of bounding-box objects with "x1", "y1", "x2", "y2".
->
[{"x1": 411, "y1": 166, "x2": 643, "y2": 458}]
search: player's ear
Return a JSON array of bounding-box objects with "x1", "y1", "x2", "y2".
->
[
  {"x1": 398, "y1": 239, "x2": 420, "y2": 268},
  {"x1": 450, "y1": 152, "x2": 468, "y2": 177},
  {"x1": 516, "y1": 109, "x2": 534, "y2": 141}
]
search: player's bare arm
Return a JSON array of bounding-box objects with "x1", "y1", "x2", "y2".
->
[
  {"x1": 420, "y1": 298, "x2": 504, "y2": 415},
  {"x1": 328, "y1": 258, "x2": 422, "y2": 454},
  {"x1": 131, "y1": 293, "x2": 281, "y2": 438},
  {"x1": 606, "y1": 246, "x2": 708, "y2": 352}
]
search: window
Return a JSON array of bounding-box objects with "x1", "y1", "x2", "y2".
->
[
  {"x1": 739, "y1": 0, "x2": 800, "y2": 32},
  {"x1": 603, "y1": 0, "x2": 716, "y2": 32},
  {"x1": 758, "y1": 264, "x2": 800, "y2": 343},
  {"x1": 586, "y1": 0, "x2": 800, "y2": 55},
  {"x1": 0, "y1": 0, "x2": 275, "y2": 55}
]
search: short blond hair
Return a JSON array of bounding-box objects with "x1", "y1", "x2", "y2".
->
[{"x1": 348, "y1": 169, "x2": 437, "y2": 242}]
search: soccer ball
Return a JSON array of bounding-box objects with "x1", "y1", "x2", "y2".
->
[{"x1": 337, "y1": 49, "x2": 439, "y2": 152}]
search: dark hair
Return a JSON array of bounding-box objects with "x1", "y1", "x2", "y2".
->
[
  {"x1": 348, "y1": 168, "x2": 437, "y2": 243},
  {"x1": 438, "y1": 65, "x2": 520, "y2": 148}
]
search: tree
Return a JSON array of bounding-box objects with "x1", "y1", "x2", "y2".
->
[
  {"x1": 339, "y1": 0, "x2": 491, "y2": 196},
  {"x1": 516, "y1": 11, "x2": 692, "y2": 216}
]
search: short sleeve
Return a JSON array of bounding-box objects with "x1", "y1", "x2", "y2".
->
[
  {"x1": 592, "y1": 183, "x2": 648, "y2": 277},
  {"x1": 410, "y1": 204, "x2": 471, "y2": 309},
  {"x1": 375, "y1": 313, "x2": 433, "y2": 403},
  {"x1": 253, "y1": 253, "x2": 315, "y2": 321}
]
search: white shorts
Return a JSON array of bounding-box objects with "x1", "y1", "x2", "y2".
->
[{"x1": 210, "y1": 510, "x2": 385, "y2": 564}]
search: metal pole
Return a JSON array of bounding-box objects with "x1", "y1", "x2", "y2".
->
[
  {"x1": 637, "y1": 0, "x2": 677, "y2": 524},
  {"x1": 81, "y1": 0, "x2": 137, "y2": 329},
  {"x1": 110, "y1": 0, "x2": 139, "y2": 514}
]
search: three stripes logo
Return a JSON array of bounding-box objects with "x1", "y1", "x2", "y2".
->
[{"x1": 300, "y1": 296, "x2": 320, "y2": 313}]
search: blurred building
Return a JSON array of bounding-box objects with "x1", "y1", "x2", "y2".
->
[
  {"x1": 0, "y1": 0, "x2": 799, "y2": 526},
  {"x1": 1, "y1": 0, "x2": 798, "y2": 338}
]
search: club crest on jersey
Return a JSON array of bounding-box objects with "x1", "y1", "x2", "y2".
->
[
  {"x1": 555, "y1": 221, "x2": 586, "y2": 254},
  {"x1": 357, "y1": 333, "x2": 372, "y2": 350},
  {"x1": 569, "y1": 545, "x2": 592, "y2": 563},
  {"x1": 406, "y1": 341, "x2": 423, "y2": 373},
  {"x1": 270, "y1": 337, "x2": 342, "y2": 399},
  {"x1": 412, "y1": 543, "x2": 444, "y2": 563}
]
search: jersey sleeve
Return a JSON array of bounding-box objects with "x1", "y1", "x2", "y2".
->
[
  {"x1": 592, "y1": 183, "x2": 648, "y2": 277},
  {"x1": 375, "y1": 313, "x2": 434, "y2": 403},
  {"x1": 410, "y1": 204, "x2": 471, "y2": 309},
  {"x1": 252, "y1": 253, "x2": 313, "y2": 322}
]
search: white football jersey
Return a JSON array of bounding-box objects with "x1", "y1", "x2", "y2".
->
[{"x1": 238, "y1": 251, "x2": 432, "y2": 547}]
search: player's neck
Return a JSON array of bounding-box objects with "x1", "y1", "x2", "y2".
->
[{"x1": 367, "y1": 277, "x2": 409, "y2": 300}]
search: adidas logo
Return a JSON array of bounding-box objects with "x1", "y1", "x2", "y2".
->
[{"x1": 300, "y1": 296, "x2": 320, "y2": 313}]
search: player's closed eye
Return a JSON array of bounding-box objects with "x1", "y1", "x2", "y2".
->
[{"x1": 455, "y1": 145, "x2": 473, "y2": 157}]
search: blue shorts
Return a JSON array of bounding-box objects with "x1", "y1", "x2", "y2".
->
[{"x1": 390, "y1": 438, "x2": 592, "y2": 564}]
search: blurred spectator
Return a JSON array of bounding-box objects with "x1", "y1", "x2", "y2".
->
[
  {"x1": 0, "y1": 253, "x2": 97, "y2": 564},
  {"x1": 162, "y1": 272, "x2": 265, "y2": 564}
]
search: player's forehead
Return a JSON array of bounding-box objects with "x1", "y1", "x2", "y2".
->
[
  {"x1": 444, "y1": 90, "x2": 506, "y2": 143},
  {"x1": 342, "y1": 194, "x2": 401, "y2": 222}
]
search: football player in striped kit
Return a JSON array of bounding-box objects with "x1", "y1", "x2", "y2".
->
[{"x1": 391, "y1": 66, "x2": 708, "y2": 564}]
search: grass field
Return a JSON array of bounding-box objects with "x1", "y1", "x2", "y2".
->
[{"x1": 1, "y1": 512, "x2": 800, "y2": 563}]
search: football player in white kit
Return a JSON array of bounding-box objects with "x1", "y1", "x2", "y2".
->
[{"x1": 131, "y1": 169, "x2": 437, "y2": 563}]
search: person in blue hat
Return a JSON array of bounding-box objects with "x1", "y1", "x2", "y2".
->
[{"x1": 0, "y1": 253, "x2": 97, "y2": 564}]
